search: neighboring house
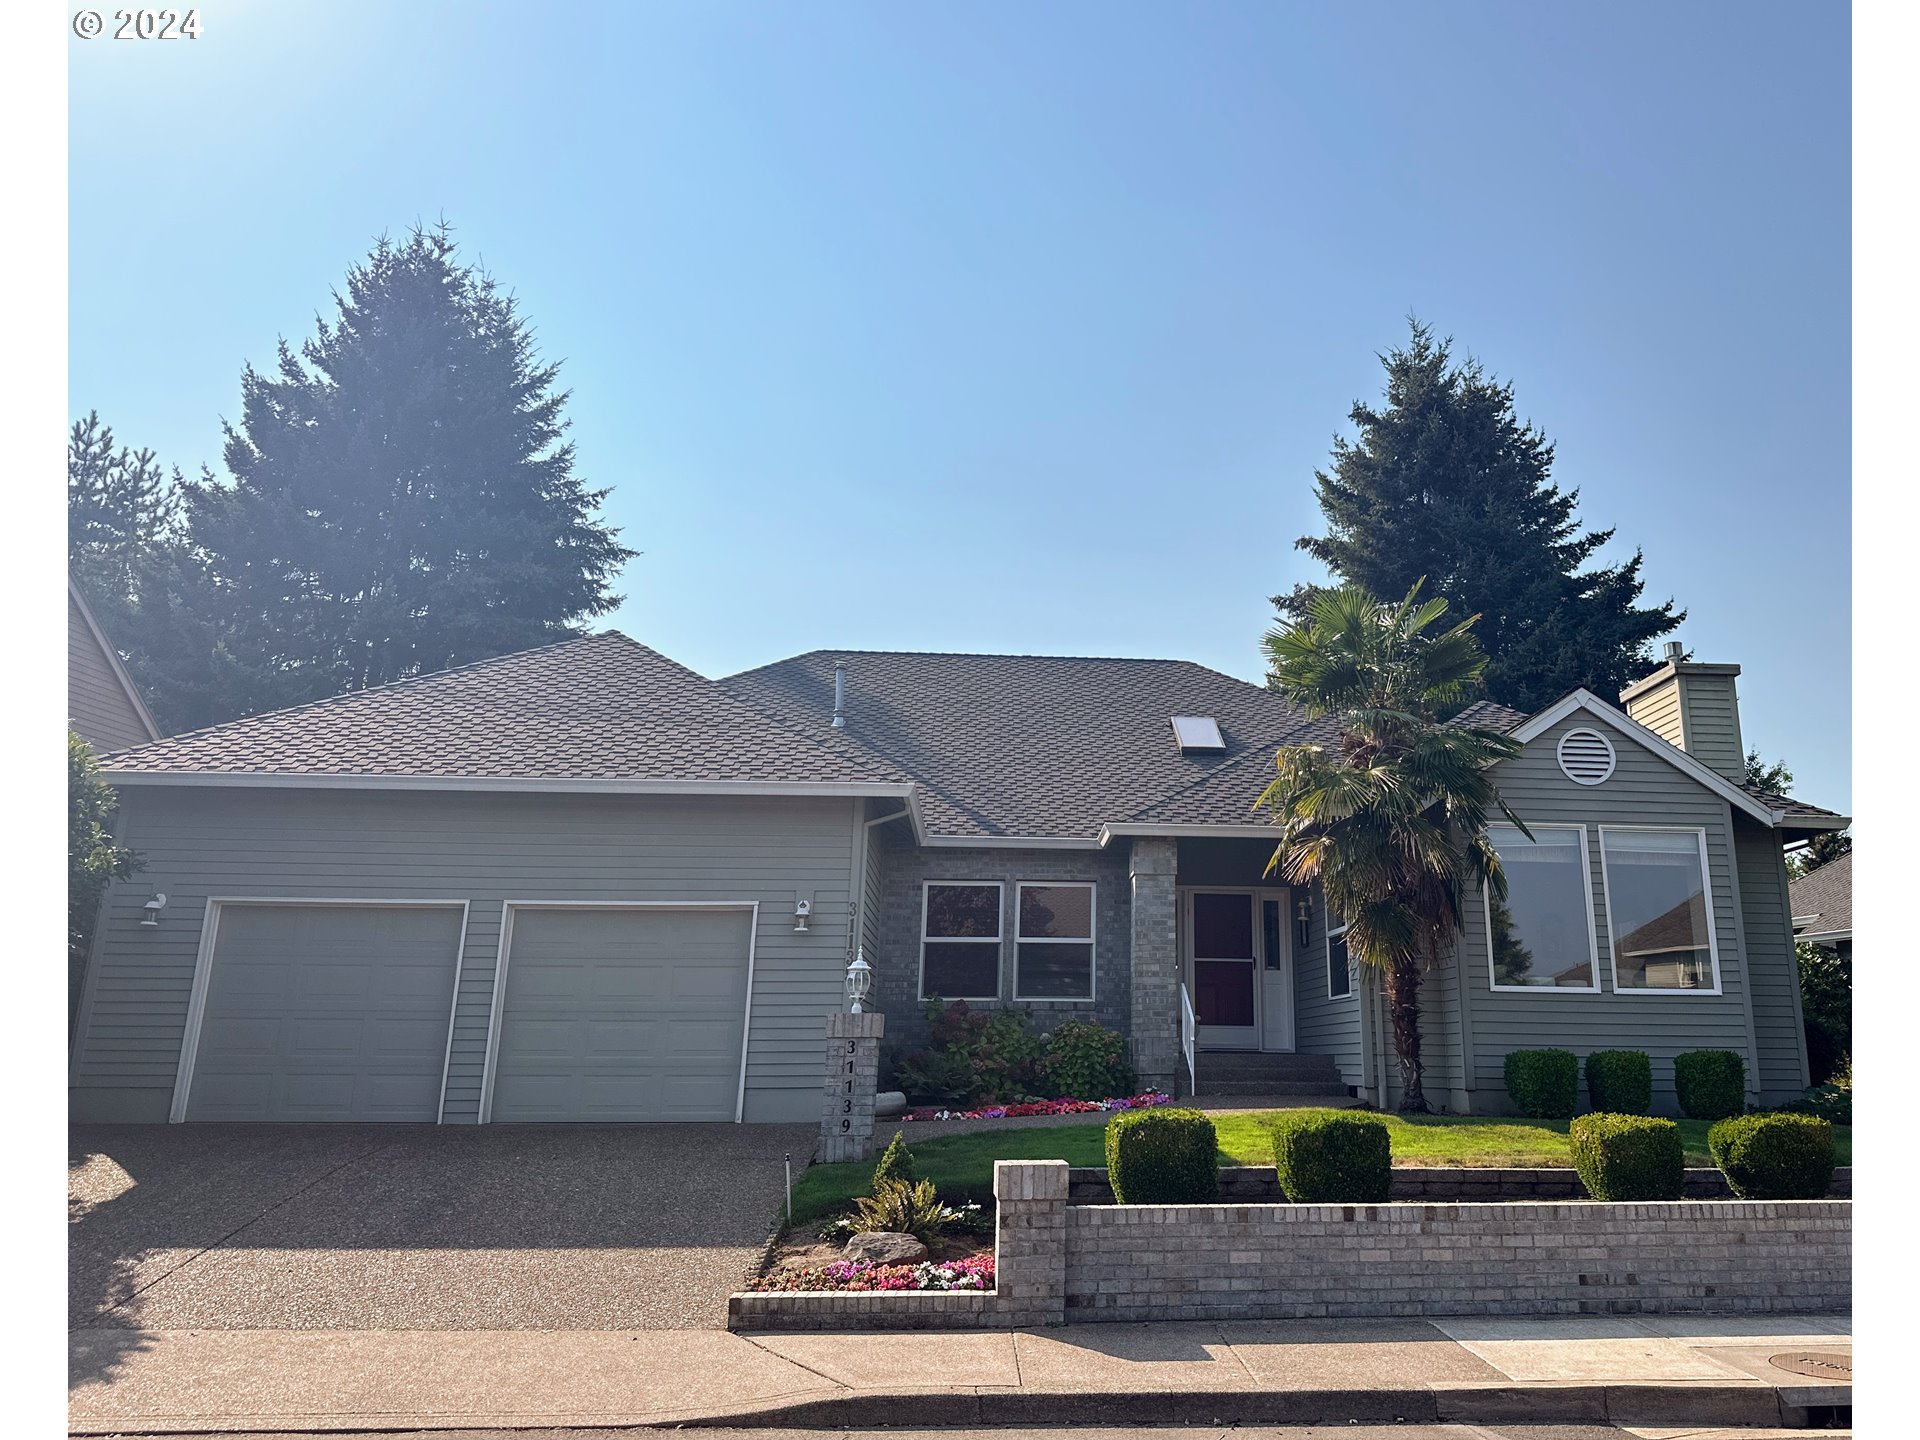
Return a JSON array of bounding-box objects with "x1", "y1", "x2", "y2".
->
[
  {"x1": 70, "y1": 632, "x2": 1847, "y2": 1125},
  {"x1": 1790, "y1": 851, "x2": 1852, "y2": 958},
  {"x1": 68, "y1": 575, "x2": 160, "y2": 752}
]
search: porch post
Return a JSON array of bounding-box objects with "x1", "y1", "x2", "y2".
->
[{"x1": 1127, "y1": 836, "x2": 1180, "y2": 1095}]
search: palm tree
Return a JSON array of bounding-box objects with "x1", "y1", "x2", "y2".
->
[{"x1": 1258, "y1": 582, "x2": 1525, "y2": 1112}]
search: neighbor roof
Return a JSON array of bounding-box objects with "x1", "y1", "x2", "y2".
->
[
  {"x1": 101, "y1": 632, "x2": 907, "y2": 789},
  {"x1": 1789, "y1": 851, "x2": 1852, "y2": 942},
  {"x1": 720, "y1": 649, "x2": 1318, "y2": 839}
]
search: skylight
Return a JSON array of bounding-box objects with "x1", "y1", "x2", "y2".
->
[{"x1": 1171, "y1": 715, "x2": 1225, "y2": 751}]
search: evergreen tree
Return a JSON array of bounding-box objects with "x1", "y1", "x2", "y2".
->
[
  {"x1": 1275, "y1": 321, "x2": 1682, "y2": 713},
  {"x1": 69, "y1": 730, "x2": 139, "y2": 1031},
  {"x1": 67, "y1": 411, "x2": 184, "y2": 616},
  {"x1": 187, "y1": 224, "x2": 634, "y2": 713}
]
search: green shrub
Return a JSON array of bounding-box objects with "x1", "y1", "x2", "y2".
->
[
  {"x1": 846, "y1": 1179, "x2": 974, "y2": 1246},
  {"x1": 1105, "y1": 1107, "x2": 1219, "y2": 1204},
  {"x1": 1504, "y1": 1048, "x2": 1579, "y2": 1118},
  {"x1": 1673, "y1": 1049, "x2": 1746, "y2": 1121},
  {"x1": 1270, "y1": 1109, "x2": 1391, "y2": 1203},
  {"x1": 1584, "y1": 1050, "x2": 1652, "y2": 1115},
  {"x1": 1040, "y1": 1019, "x2": 1136, "y2": 1100},
  {"x1": 1708, "y1": 1113, "x2": 1836, "y2": 1199},
  {"x1": 1568, "y1": 1113, "x2": 1684, "y2": 1200},
  {"x1": 1794, "y1": 1054, "x2": 1852, "y2": 1126},
  {"x1": 895, "y1": 1000, "x2": 1046, "y2": 1105},
  {"x1": 872, "y1": 1131, "x2": 915, "y2": 1190}
]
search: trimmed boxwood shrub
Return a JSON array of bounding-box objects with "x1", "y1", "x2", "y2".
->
[
  {"x1": 1270, "y1": 1109, "x2": 1391, "y2": 1203},
  {"x1": 1708, "y1": 1113, "x2": 1836, "y2": 1199},
  {"x1": 1504, "y1": 1048, "x2": 1579, "y2": 1118},
  {"x1": 1673, "y1": 1049, "x2": 1746, "y2": 1121},
  {"x1": 1569, "y1": 1113, "x2": 1684, "y2": 1200},
  {"x1": 1584, "y1": 1050, "x2": 1653, "y2": 1116},
  {"x1": 1105, "y1": 1107, "x2": 1219, "y2": 1204}
]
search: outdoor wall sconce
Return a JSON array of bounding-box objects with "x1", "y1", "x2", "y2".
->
[
  {"x1": 845, "y1": 948, "x2": 873, "y2": 1013},
  {"x1": 1295, "y1": 898, "x2": 1313, "y2": 951},
  {"x1": 793, "y1": 896, "x2": 812, "y2": 933},
  {"x1": 141, "y1": 893, "x2": 168, "y2": 928}
]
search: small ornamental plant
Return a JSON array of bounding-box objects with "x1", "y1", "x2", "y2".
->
[
  {"x1": 903, "y1": 1091, "x2": 1170, "y2": 1123},
  {"x1": 751, "y1": 1254, "x2": 994, "y2": 1293},
  {"x1": 1569, "y1": 1113, "x2": 1684, "y2": 1201},
  {"x1": 1270, "y1": 1109, "x2": 1392, "y2": 1203},
  {"x1": 1105, "y1": 1107, "x2": 1219, "y2": 1204},
  {"x1": 1584, "y1": 1050, "x2": 1653, "y2": 1116},
  {"x1": 1708, "y1": 1113, "x2": 1836, "y2": 1199},
  {"x1": 1504, "y1": 1048, "x2": 1579, "y2": 1118},
  {"x1": 872, "y1": 1131, "x2": 916, "y2": 1190},
  {"x1": 1673, "y1": 1050, "x2": 1746, "y2": 1122}
]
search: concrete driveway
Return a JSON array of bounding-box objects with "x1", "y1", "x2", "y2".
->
[{"x1": 69, "y1": 1121, "x2": 813, "y2": 1332}]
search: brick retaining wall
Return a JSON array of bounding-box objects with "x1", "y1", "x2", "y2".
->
[
  {"x1": 1066, "y1": 1164, "x2": 1853, "y2": 1203},
  {"x1": 727, "y1": 1159, "x2": 1851, "y2": 1331}
]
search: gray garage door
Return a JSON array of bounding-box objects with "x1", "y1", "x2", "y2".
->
[
  {"x1": 185, "y1": 903, "x2": 464, "y2": 1122},
  {"x1": 489, "y1": 906, "x2": 753, "y2": 1122}
]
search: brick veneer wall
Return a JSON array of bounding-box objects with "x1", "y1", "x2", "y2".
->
[
  {"x1": 866, "y1": 829, "x2": 1134, "y2": 1049},
  {"x1": 727, "y1": 1159, "x2": 1851, "y2": 1331}
]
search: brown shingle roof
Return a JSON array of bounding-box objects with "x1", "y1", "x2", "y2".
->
[
  {"x1": 1789, "y1": 851, "x2": 1852, "y2": 939},
  {"x1": 102, "y1": 632, "x2": 907, "y2": 786},
  {"x1": 721, "y1": 649, "x2": 1313, "y2": 839}
]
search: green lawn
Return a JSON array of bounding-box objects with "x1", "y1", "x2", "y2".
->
[{"x1": 784, "y1": 1111, "x2": 1853, "y2": 1227}]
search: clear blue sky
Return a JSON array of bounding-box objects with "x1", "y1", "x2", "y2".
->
[{"x1": 69, "y1": 1, "x2": 1851, "y2": 811}]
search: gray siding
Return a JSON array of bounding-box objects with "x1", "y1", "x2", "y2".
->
[
  {"x1": 69, "y1": 592, "x2": 154, "y2": 753},
  {"x1": 1460, "y1": 712, "x2": 1762, "y2": 1114},
  {"x1": 70, "y1": 787, "x2": 863, "y2": 1124},
  {"x1": 1734, "y1": 816, "x2": 1811, "y2": 1103},
  {"x1": 868, "y1": 834, "x2": 1133, "y2": 1050},
  {"x1": 1679, "y1": 672, "x2": 1746, "y2": 780},
  {"x1": 1624, "y1": 679, "x2": 1685, "y2": 753},
  {"x1": 1290, "y1": 879, "x2": 1365, "y2": 1091}
]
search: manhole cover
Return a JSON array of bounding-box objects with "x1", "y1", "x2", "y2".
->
[{"x1": 1769, "y1": 1350, "x2": 1852, "y2": 1379}]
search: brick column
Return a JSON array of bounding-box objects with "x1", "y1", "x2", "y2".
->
[
  {"x1": 993, "y1": 1159, "x2": 1068, "y2": 1327},
  {"x1": 1128, "y1": 836, "x2": 1181, "y2": 1094},
  {"x1": 819, "y1": 1011, "x2": 886, "y2": 1163}
]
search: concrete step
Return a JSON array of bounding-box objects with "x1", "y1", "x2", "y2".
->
[
  {"x1": 1191, "y1": 1079, "x2": 1354, "y2": 1097},
  {"x1": 1194, "y1": 1051, "x2": 1344, "y2": 1079}
]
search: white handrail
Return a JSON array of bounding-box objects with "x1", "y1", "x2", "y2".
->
[{"x1": 1178, "y1": 982, "x2": 1197, "y2": 1097}]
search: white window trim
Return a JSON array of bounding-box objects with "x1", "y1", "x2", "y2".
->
[
  {"x1": 1482, "y1": 823, "x2": 1603, "y2": 995},
  {"x1": 1597, "y1": 824, "x2": 1723, "y2": 996},
  {"x1": 1012, "y1": 880, "x2": 1097, "y2": 1003},
  {"x1": 918, "y1": 880, "x2": 1005, "y2": 1002},
  {"x1": 1326, "y1": 920, "x2": 1354, "y2": 1001}
]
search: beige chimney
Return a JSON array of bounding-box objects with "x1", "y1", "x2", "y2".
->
[{"x1": 1619, "y1": 641, "x2": 1746, "y2": 781}]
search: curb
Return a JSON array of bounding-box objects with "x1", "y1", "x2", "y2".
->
[{"x1": 672, "y1": 1379, "x2": 1848, "y2": 1430}]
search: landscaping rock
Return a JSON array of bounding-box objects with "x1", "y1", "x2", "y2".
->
[{"x1": 843, "y1": 1230, "x2": 927, "y2": 1265}]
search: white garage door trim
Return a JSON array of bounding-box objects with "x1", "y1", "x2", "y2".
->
[
  {"x1": 478, "y1": 900, "x2": 760, "y2": 1124},
  {"x1": 169, "y1": 897, "x2": 472, "y2": 1125}
]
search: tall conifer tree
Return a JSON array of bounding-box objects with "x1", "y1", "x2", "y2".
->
[
  {"x1": 188, "y1": 224, "x2": 634, "y2": 712},
  {"x1": 1275, "y1": 321, "x2": 1681, "y2": 713}
]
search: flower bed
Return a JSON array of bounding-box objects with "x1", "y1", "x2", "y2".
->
[
  {"x1": 902, "y1": 1091, "x2": 1171, "y2": 1123},
  {"x1": 748, "y1": 1254, "x2": 994, "y2": 1293}
]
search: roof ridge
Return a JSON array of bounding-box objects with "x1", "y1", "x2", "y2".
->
[
  {"x1": 103, "y1": 630, "x2": 615, "y2": 759},
  {"x1": 724, "y1": 647, "x2": 1262, "y2": 674}
]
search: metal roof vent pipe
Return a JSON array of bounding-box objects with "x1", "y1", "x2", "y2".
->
[{"x1": 831, "y1": 660, "x2": 847, "y2": 728}]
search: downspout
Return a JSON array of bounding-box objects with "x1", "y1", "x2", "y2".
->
[{"x1": 1374, "y1": 972, "x2": 1391, "y2": 1110}]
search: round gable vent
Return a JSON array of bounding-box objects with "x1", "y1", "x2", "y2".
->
[{"x1": 1557, "y1": 727, "x2": 1616, "y2": 786}]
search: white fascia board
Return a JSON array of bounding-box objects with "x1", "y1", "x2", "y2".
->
[
  {"x1": 1098, "y1": 822, "x2": 1280, "y2": 846},
  {"x1": 918, "y1": 832, "x2": 1103, "y2": 850},
  {"x1": 98, "y1": 770, "x2": 920, "y2": 801},
  {"x1": 1506, "y1": 690, "x2": 1782, "y2": 826},
  {"x1": 1794, "y1": 927, "x2": 1852, "y2": 944}
]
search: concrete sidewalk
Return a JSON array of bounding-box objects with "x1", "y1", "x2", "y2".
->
[{"x1": 69, "y1": 1314, "x2": 1849, "y2": 1433}]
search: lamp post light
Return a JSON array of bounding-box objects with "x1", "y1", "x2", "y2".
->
[{"x1": 845, "y1": 949, "x2": 874, "y2": 1014}]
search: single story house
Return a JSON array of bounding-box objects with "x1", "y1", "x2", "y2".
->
[{"x1": 71, "y1": 633, "x2": 1847, "y2": 1125}]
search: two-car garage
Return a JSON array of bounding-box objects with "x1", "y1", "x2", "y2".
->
[{"x1": 172, "y1": 901, "x2": 755, "y2": 1124}]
